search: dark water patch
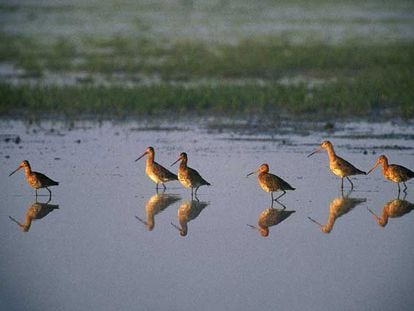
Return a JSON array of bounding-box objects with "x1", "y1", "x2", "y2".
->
[
  {"x1": 351, "y1": 145, "x2": 414, "y2": 151},
  {"x1": 333, "y1": 133, "x2": 414, "y2": 140},
  {"x1": 218, "y1": 137, "x2": 292, "y2": 146},
  {"x1": 130, "y1": 125, "x2": 189, "y2": 132},
  {"x1": 1, "y1": 134, "x2": 21, "y2": 144}
]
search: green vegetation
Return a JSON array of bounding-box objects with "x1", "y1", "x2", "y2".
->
[{"x1": 1, "y1": 32, "x2": 413, "y2": 119}]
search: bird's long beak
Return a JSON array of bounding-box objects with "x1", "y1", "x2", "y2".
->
[
  {"x1": 367, "y1": 162, "x2": 380, "y2": 175},
  {"x1": 366, "y1": 207, "x2": 381, "y2": 221},
  {"x1": 246, "y1": 169, "x2": 259, "y2": 177},
  {"x1": 135, "y1": 216, "x2": 148, "y2": 226},
  {"x1": 9, "y1": 166, "x2": 22, "y2": 177},
  {"x1": 171, "y1": 158, "x2": 180, "y2": 167},
  {"x1": 170, "y1": 222, "x2": 182, "y2": 232},
  {"x1": 308, "y1": 216, "x2": 323, "y2": 228},
  {"x1": 135, "y1": 151, "x2": 148, "y2": 162},
  {"x1": 247, "y1": 224, "x2": 259, "y2": 230},
  {"x1": 307, "y1": 146, "x2": 323, "y2": 158}
]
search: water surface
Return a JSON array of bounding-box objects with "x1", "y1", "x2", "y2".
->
[{"x1": 1, "y1": 119, "x2": 413, "y2": 311}]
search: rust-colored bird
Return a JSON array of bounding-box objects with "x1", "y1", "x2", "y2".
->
[
  {"x1": 367, "y1": 155, "x2": 414, "y2": 193},
  {"x1": 247, "y1": 207, "x2": 295, "y2": 237},
  {"x1": 9, "y1": 201, "x2": 59, "y2": 232},
  {"x1": 308, "y1": 140, "x2": 366, "y2": 189},
  {"x1": 9, "y1": 160, "x2": 59, "y2": 197},
  {"x1": 247, "y1": 163, "x2": 295, "y2": 202},
  {"x1": 171, "y1": 152, "x2": 210, "y2": 197},
  {"x1": 135, "y1": 146, "x2": 178, "y2": 191},
  {"x1": 367, "y1": 196, "x2": 414, "y2": 227}
]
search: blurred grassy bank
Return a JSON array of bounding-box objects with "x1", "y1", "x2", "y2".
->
[{"x1": 0, "y1": 32, "x2": 413, "y2": 120}]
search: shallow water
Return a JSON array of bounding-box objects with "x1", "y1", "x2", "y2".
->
[{"x1": 1, "y1": 119, "x2": 414, "y2": 311}]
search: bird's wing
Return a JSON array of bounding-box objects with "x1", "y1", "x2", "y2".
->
[{"x1": 153, "y1": 162, "x2": 178, "y2": 180}]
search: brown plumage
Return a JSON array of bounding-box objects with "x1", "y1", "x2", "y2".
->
[
  {"x1": 171, "y1": 152, "x2": 210, "y2": 197},
  {"x1": 308, "y1": 140, "x2": 366, "y2": 189},
  {"x1": 171, "y1": 199, "x2": 209, "y2": 236},
  {"x1": 367, "y1": 155, "x2": 414, "y2": 193},
  {"x1": 247, "y1": 163, "x2": 295, "y2": 202},
  {"x1": 135, "y1": 193, "x2": 180, "y2": 231},
  {"x1": 9, "y1": 160, "x2": 59, "y2": 197},
  {"x1": 9, "y1": 201, "x2": 59, "y2": 232},
  {"x1": 367, "y1": 197, "x2": 414, "y2": 227},
  {"x1": 308, "y1": 194, "x2": 366, "y2": 234},
  {"x1": 135, "y1": 146, "x2": 178, "y2": 191},
  {"x1": 248, "y1": 207, "x2": 295, "y2": 237}
]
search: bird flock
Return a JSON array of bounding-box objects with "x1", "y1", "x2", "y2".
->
[{"x1": 8, "y1": 140, "x2": 414, "y2": 202}]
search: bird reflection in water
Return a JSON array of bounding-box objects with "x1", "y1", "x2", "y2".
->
[
  {"x1": 9, "y1": 199, "x2": 59, "y2": 232},
  {"x1": 308, "y1": 190, "x2": 366, "y2": 233},
  {"x1": 135, "y1": 192, "x2": 180, "y2": 231},
  {"x1": 248, "y1": 204, "x2": 295, "y2": 237},
  {"x1": 367, "y1": 193, "x2": 413, "y2": 227},
  {"x1": 171, "y1": 199, "x2": 209, "y2": 236}
]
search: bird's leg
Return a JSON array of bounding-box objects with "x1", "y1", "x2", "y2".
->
[
  {"x1": 35, "y1": 189, "x2": 38, "y2": 197},
  {"x1": 342, "y1": 187, "x2": 352, "y2": 198},
  {"x1": 162, "y1": 183, "x2": 167, "y2": 191},
  {"x1": 346, "y1": 177, "x2": 354, "y2": 190},
  {"x1": 341, "y1": 178, "x2": 344, "y2": 190},
  {"x1": 271, "y1": 192, "x2": 274, "y2": 202},
  {"x1": 191, "y1": 188, "x2": 194, "y2": 198},
  {"x1": 46, "y1": 188, "x2": 52, "y2": 201},
  {"x1": 274, "y1": 190, "x2": 286, "y2": 201},
  {"x1": 195, "y1": 186, "x2": 199, "y2": 196},
  {"x1": 275, "y1": 200, "x2": 287, "y2": 210},
  {"x1": 397, "y1": 183, "x2": 401, "y2": 193},
  {"x1": 155, "y1": 183, "x2": 159, "y2": 191},
  {"x1": 403, "y1": 182, "x2": 408, "y2": 193}
]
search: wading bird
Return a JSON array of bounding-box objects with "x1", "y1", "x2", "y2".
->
[
  {"x1": 171, "y1": 152, "x2": 210, "y2": 197},
  {"x1": 308, "y1": 140, "x2": 366, "y2": 189},
  {"x1": 367, "y1": 155, "x2": 414, "y2": 193},
  {"x1": 247, "y1": 163, "x2": 295, "y2": 202},
  {"x1": 9, "y1": 160, "x2": 59, "y2": 197},
  {"x1": 135, "y1": 146, "x2": 178, "y2": 191}
]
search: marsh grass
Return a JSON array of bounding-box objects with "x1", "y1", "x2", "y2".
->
[
  {"x1": 1, "y1": 75, "x2": 412, "y2": 119},
  {"x1": 1, "y1": 32, "x2": 413, "y2": 119}
]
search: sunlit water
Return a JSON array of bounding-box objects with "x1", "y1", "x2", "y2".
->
[{"x1": 1, "y1": 119, "x2": 413, "y2": 311}]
